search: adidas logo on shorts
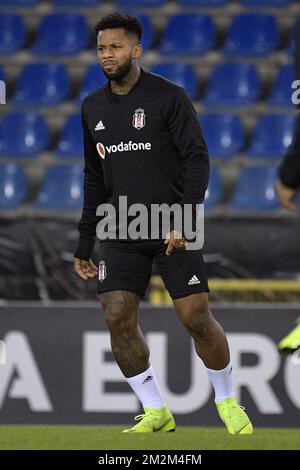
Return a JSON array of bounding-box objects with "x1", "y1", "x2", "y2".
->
[{"x1": 188, "y1": 275, "x2": 201, "y2": 285}]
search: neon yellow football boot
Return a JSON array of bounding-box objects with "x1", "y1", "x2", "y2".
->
[
  {"x1": 122, "y1": 405, "x2": 176, "y2": 433},
  {"x1": 216, "y1": 397, "x2": 253, "y2": 435},
  {"x1": 278, "y1": 319, "x2": 300, "y2": 352}
]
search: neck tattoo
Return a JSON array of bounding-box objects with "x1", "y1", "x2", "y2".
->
[{"x1": 111, "y1": 67, "x2": 141, "y2": 95}]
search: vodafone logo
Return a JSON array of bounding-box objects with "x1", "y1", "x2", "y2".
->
[
  {"x1": 96, "y1": 141, "x2": 152, "y2": 160},
  {"x1": 96, "y1": 142, "x2": 106, "y2": 159}
]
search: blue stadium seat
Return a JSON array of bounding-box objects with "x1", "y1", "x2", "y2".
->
[
  {"x1": 179, "y1": 0, "x2": 227, "y2": 5},
  {"x1": 151, "y1": 63, "x2": 198, "y2": 99},
  {"x1": 35, "y1": 164, "x2": 84, "y2": 210},
  {"x1": 56, "y1": 114, "x2": 83, "y2": 158},
  {"x1": 0, "y1": 0, "x2": 38, "y2": 5},
  {"x1": 117, "y1": 0, "x2": 165, "y2": 6},
  {"x1": 200, "y1": 114, "x2": 245, "y2": 159},
  {"x1": 204, "y1": 166, "x2": 222, "y2": 209},
  {"x1": 78, "y1": 64, "x2": 107, "y2": 104},
  {"x1": 224, "y1": 14, "x2": 279, "y2": 57},
  {"x1": 33, "y1": 13, "x2": 89, "y2": 56},
  {"x1": 287, "y1": 18, "x2": 300, "y2": 56},
  {"x1": 247, "y1": 114, "x2": 296, "y2": 159},
  {"x1": 137, "y1": 15, "x2": 154, "y2": 50},
  {"x1": 54, "y1": 0, "x2": 101, "y2": 5},
  {"x1": 160, "y1": 14, "x2": 216, "y2": 56},
  {"x1": 0, "y1": 112, "x2": 48, "y2": 158},
  {"x1": 0, "y1": 164, "x2": 27, "y2": 209},
  {"x1": 14, "y1": 63, "x2": 69, "y2": 107},
  {"x1": 230, "y1": 165, "x2": 280, "y2": 211},
  {"x1": 0, "y1": 14, "x2": 26, "y2": 55},
  {"x1": 204, "y1": 63, "x2": 261, "y2": 107},
  {"x1": 269, "y1": 64, "x2": 295, "y2": 107},
  {"x1": 241, "y1": 0, "x2": 291, "y2": 6}
]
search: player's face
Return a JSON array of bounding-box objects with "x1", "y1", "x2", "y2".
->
[{"x1": 97, "y1": 28, "x2": 141, "y2": 81}]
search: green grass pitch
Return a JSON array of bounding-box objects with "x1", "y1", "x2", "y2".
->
[{"x1": 0, "y1": 426, "x2": 299, "y2": 450}]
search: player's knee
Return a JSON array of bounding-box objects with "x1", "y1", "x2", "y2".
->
[
  {"x1": 105, "y1": 304, "x2": 136, "y2": 334},
  {"x1": 98, "y1": 291, "x2": 138, "y2": 334},
  {"x1": 179, "y1": 301, "x2": 211, "y2": 337},
  {"x1": 182, "y1": 311, "x2": 210, "y2": 336}
]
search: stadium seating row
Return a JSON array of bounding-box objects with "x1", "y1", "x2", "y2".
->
[
  {"x1": 0, "y1": 111, "x2": 296, "y2": 159},
  {"x1": 0, "y1": 0, "x2": 298, "y2": 215},
  {"x1": 0, "y1": 0, "x2": 295, "y2": 8},
  {"x1": 0, "y1": 12, "x2": 297, "y2": 56},
  {"x1": 0, "y1": 162, "x2": 283, "y2": 211},
  {"x1": 0, "y1": 62, "x2": 297, "y2": 106},
  {"x1": 205, "y1": 166, "x2": 282, "y2": 211}
]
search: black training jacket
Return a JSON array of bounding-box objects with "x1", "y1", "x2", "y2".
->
[{"x1": 75, "y1": 68, "x2": 209, "y2": 260}]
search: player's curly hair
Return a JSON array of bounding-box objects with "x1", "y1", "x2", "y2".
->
[{"x1": 95, "y1": 12, "x2": 143, "y2": 41}]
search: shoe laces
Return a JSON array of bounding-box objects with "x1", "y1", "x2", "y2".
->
[
  {"x1": 134, "y1": 409, "x2": 158, "y2": 422},
  {"x1": 225, "y1": 402, "x2": 245, "y2": 412},
  {"x1": 134, "y1": 413, "x2": 154, "y2": 422},
  {"x1": 134, "y1": 414, "x2": 146, "y2": 422},
  {"x1": 224, "y1": 403, "x2": 247, "y2": 427},
  {"x1": 233, "y1": 404, "x2": 245, "y2": 411}
]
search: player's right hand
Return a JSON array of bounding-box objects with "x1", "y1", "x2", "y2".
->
[
  {"x1": 73, "y1": 258, "x2": 98, "y2": 280},
  {"x1": 164, "y1": 230, "x2": 188, "y2": 256}
]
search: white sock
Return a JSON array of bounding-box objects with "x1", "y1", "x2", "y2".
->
[
  {"x1": 206, "y1": 362, "x2": 235, "y2": 403},
  {"x1": 126, "y1": 365, "x2": 165, "y2": 409}
]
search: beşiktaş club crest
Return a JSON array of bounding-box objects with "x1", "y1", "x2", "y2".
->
[
  {"x1": 98, "y1": 260, "x2": 107, "y2": 282},
  {"x1": 132, "y1": 108, "x2": 146, "y2": 130}
]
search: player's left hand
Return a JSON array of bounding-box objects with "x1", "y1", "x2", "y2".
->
[
  {"x1": 73, "y1": 258, "x2": 98, "y2": 280},
  {"x1": 164, "y1": 230, "x2": 188, "y2": 256}
]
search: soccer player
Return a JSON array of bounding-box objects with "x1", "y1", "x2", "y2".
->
[
  {"x1": 74, "y1": 12, "x2": 253, "y2": 434},
  {"x1": 276, "y1": 20, "x2": 300, "y2": 353},
  {"x1": 277, "y1": 19, "x2": 300, "y2": 213},
  {"x1": 276, "y1": 132, "x2": 300, "y2": 352}
]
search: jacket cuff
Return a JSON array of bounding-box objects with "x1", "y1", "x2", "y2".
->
[{"x1": 74, "y1": 238, "x2": 95, "y2": 261}]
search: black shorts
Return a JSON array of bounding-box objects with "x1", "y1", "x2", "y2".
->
[{"x1": 97, "y1": 240, "x2": 209, "y2": 300}]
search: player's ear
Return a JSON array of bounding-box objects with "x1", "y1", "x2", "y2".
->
[{"x1": 133, "y1": 43, "x2": 142, "y2": 60}]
